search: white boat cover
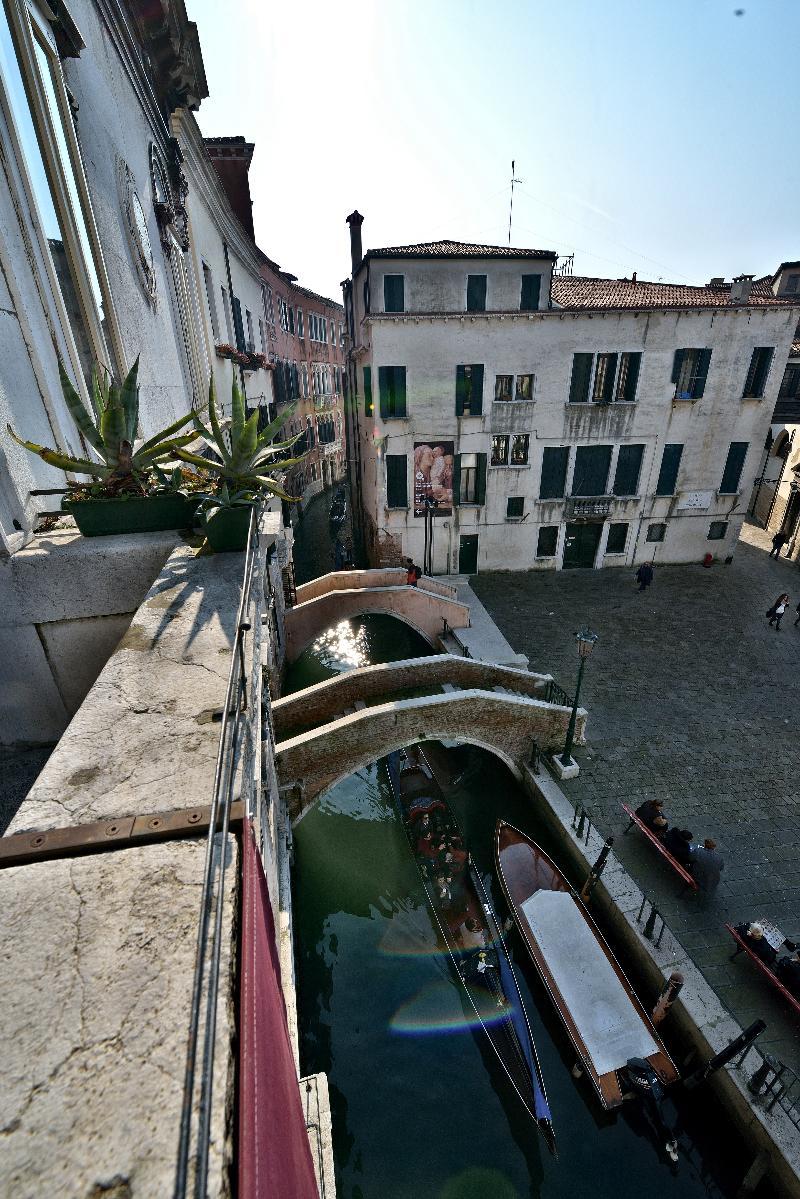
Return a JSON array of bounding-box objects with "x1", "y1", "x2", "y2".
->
[{"x1": 520, "y1": 890, "x2": 659, "y2": 1076}]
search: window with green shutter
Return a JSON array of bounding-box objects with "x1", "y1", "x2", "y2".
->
[
  {"x1": 232, "y1": 296, "x2": 245, "y2": 351},
  {"x1": 742, "y1": 347, "x2": 774, "y2": 397},
  {"x1": 537, "y1": 526, "x2": 558, "y2": 557},
  {"x1": 672, "y1": 348, "x2": 712, "y2": 399},
  {"x1": 378, "y1": 366, "x2": 407, "y2": 418},
  {"x1": 363, "y1": 365, "x2": 373, "y2": 417},
  {"x1": 720, "y1": 441, "x2": 748, "y2": 494},
  {"x1": 455, "y1": 365, "x2": 484, "y2": 415},
  {"x1": 592, "y1": 354, "x2": 618, "y2": 404},
  {"x1": 506, "y1": 496, "x2": 525, "y2": 518},
  {"x1": 386, "y1": 455, "x2": 408, "y2": 507},
  {"x1": 540, "y1": 447, "x2": 569, "y2": 498},
  {"x1": 569, "y1": 353, "x2": 593, "y2": 403},
  {"x1": 612, "y1": 444, "x2": 645, "y2": 496},
  {"x1": 466, "y1": 274, "x2": 487, "y2": 312},
  {"x1": 655, "y1": 443, "x2": 683, "y2": 495},
  {"x1": 615, "y1": 353, "x2": 641, "y2": 402},
  {"x1": 520, "y1": 274, "x2": 541, "y2": 311},
  {"x1": 457, "y1": 453, "x2": 487, "y2": 505},
  {"x1": 606, "y1": 523, "x2": 628, "y2": 553},
  {"x1": 384, "y1": 274, "x2": 405, "y2": 313},
  {"x1": 708, "y1": 521, "x2": 728, "y2": 540},
  {"x1": 572, "y1": 445, "x2": 613, "y2": 496}
]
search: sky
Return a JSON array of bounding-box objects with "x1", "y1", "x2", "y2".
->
[{"x1": 186, "y1": 0, "x2": 799, "y2": 300}]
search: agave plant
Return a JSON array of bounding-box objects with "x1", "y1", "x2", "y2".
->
[
  {"x1": 174, "y1": 372, "x2": 304, "y2": 500},
  {"x1": 7, "y1": 358, "x2": 197, "y2": 495}
]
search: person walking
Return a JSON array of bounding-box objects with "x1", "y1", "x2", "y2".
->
[
  {"x1": 635, "y1": 562, "x2": 654, "y2": 592},
  {"x1": 769, "y1": 531, "x2": 788, "y2": 559},
  {"x1": 406, "y1": 558, "x2": 420, "y2": 587},
  {"x1": 766, "y1": 593, "x2": 790, "y2": 630},
  {"x1": 690, "y1": 838, "x2": 724, "y2": 896}
]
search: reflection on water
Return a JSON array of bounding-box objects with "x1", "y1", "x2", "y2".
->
[
  {"x1": 309, "y1": 619, "x2": 372, "y2": 674},
  {"x1": 284, "y1": 613, "x2": 432, "y2": 695}
]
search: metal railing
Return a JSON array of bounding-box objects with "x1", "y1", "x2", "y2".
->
[
  {"x1": 174, "y1": 503, "x2": 269, "y2": 1198},
  {"x1": 545, "y1": 679, "x2": 573, "y2": 708}
]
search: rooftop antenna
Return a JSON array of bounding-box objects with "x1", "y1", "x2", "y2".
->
[{"x1": 508, "y1": 159, "x2": 522, "y2": 246}]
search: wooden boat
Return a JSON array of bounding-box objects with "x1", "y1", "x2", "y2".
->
[
  {"x1": 387, "y1": 748, "x2": 556, "y2": 1155},
  {"x1": 496, "y1": 821, "x2": 679, "y2": 1110}
]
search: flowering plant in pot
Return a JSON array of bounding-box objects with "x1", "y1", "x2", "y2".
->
[
  {"x1": 7, "y1": 358, "x2": 198, "y2": 536},
  {"x1": 174, "y1": 370, "x2": 304, "y2": 551}
]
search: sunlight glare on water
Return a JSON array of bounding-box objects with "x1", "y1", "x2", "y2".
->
[{"x1": 310, "y1": 619, "x2": 371, "y2": 673}]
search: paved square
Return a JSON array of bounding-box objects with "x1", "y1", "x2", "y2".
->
[{"x1": 472, "y1": 521, "x2": 800, "y2": 1074}]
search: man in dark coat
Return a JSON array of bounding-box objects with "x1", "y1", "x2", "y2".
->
[
  {"x1": 663, "y1": 827, "x2": 695, "y2": 867},
  {"x1": 635, "y1": 798, "x2": 668, "y2": 836},
  {"x1": 691, "y1": 838, "x2": 724, "y2": 895},
  {"x1": 636, "y1": 562, "x2": 654, "y2": 592},
  {"x1": 770, "y1": 531, "x2": 787, "y2": 559},
  {"x1": 735, "y1": 922, "x2": 777, "y2": 966},
  {"x1": 776, "y1": 951, "x2": 800, "y2": 998}
]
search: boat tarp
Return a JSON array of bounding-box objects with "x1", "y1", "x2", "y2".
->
[
  {"x1": 520, "y1": 890, "x2": 658, "y2": 1076},
  {"x1": 239, "y1": 821, "x2": 319, "y2": 1198},
  {"x1": 497, "y1": 951, "x2": 551, "y2": 1122}
]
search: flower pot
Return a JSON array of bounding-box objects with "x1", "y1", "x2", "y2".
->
[
  {"x1": 204, "y1": 505, "x2": 254, "y2": 552},
  {"x1": 62, "y1": 493, "x2": 196, "y2": 537}
]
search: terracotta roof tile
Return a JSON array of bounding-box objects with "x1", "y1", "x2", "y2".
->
[
  {"x1": 366, "y1": 239, "x2": 557, "y2": 261},
  {"x1": 551, "y1": 275, "x2": 797, "y2": 311}
]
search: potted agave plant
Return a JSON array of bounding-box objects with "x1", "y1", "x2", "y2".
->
[
  {"x1": 175, "y1": 371, "x2": 303, "y2": 552},
  {"x1": 7, "y1": 358, "x2": 198, "y2": 536}
]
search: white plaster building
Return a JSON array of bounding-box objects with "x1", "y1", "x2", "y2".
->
[{"x1": 342, "y1": 216, "x2": 800, "y2": 574}]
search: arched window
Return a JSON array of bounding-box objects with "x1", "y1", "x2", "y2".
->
[{"x1": 774, "y1": 432, "x2": 791, "y2": 461}]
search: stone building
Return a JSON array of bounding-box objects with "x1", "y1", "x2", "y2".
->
[{"x1": 342, "y1": 214, "x2": 800, "y2": 574}]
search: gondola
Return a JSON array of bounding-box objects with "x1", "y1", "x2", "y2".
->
[
  {"x1": 495, "y1": 821, "x2": 679, "y2": 1112},
  {"x1": 387, "y1": 748, "x2": 556, "y2": 1155}
]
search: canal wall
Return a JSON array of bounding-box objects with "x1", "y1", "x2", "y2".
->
[{"x1": 523, "y1": 763, "x2": 800, "y2": 1198}]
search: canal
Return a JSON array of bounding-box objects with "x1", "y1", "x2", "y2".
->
[{"x1": 285, "y1": 498, "x2": 774, "y2": 1199}]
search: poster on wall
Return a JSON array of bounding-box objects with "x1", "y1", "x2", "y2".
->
[{"x1": 413, "y1": 440, "x2": 454, "y2": 516}]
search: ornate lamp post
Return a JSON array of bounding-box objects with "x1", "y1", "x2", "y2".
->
[{"x1": 559, "y1": 627, "x2": 598, "y2": 768}]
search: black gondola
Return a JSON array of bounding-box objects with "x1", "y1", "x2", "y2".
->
[{"x1": 386, "y1": 746, "x2": 556, "y2": 1156}]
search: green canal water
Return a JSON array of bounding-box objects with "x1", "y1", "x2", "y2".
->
[{"x1": 284, "y1": 613, "x2": 768, "y2": 1199}]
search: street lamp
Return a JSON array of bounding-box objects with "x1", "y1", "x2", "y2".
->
[{"x1": 560, "y1": 627, "x2": 598, "y2": 768}]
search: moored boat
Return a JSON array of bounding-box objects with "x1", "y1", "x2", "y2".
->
[
  {"x1": 387, "y1": 748, "x2": 557, "y2": 1155},
  {"x1": 496, "y1": 821, "x2": 679, "y2": 1112}
]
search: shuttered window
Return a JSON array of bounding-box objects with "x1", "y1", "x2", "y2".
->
[
  {"x1": 672, "y1": 348, "x2": 712, "y2": 399},
  {"x1": 572, "y1": 445, "x2": 613, "y2": 496},
  {"x1": 466, "y1": 274, "x2": 487, "y2": 312},
  {"x1": 612, "y1": 444, "x2": 645, "y2": 496},
  {"x1": 742, "y1": 347, "x2": 774, "y2": 397},
  {"x1": 384, "y1": 274, "x2": 405, "y2": 312},
  {"x1": 455, "y1": 364, "x2": 484, "y2": 415},
  {"x1": 615, "y1": 352, "x2": 641, "y2": 402},
  {"x1": 656, "y1": 443, "x2": 683, "y2": 495},
  {"x1": 539, "y1": 447, "x2": 569, "y2": 499},
  {"x1": 454, "y1": 453, "x2": 487, "y2": 504},
  {"x1": 386, "y1": 455, "x2": 408, "y2": 507},
  {"x1": 592, "y1": 354, "x2": 618, "y2": 404},
  {"x1": 606, "y1": 523, "x2": 628, "y2": 553},
  {"x1": 569, "y1": 353, "x2": 593, "y2": 403},
  {"x1": 363, "y1": 365, "x2": 373, "y2": 417},
  {"x1": 520, "y1": 274, "x2": 541, "y2": 311},
  {"x1": 378, "y1": 366, "x2": 407, "y2": 418},
  {"x1": 537, "y1": 526, "x2": 558, "y2": 557},
  {"x1": 720, "y1": 441, "x2": 749, "y2": 494},
  {"x1": 232, "y1": 296, "x2": 246, "y2": 351}
]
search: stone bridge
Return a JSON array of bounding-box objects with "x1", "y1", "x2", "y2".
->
[
  {"x1": 284, "y1": 569, "x2": 470, "y2": 662},
  {"x1": 274, "y1": 689, "x2": 585, "y2": 820}
]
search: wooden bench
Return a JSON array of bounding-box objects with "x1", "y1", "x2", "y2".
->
[
  {"x1": 725, "y1": 924, "x2": 800, "y2": 1018},
  {"x1": 621, "y1": 804, "x2": 698, "y2": 891}
]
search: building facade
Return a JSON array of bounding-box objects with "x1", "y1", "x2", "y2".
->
[{"x1": 342, "y1": 216, "x2": 800, "y2": 574}]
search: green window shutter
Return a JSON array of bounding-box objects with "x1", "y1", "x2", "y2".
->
[
  {"x1": 384, "y1": 275, "x2": 404, "y2": 312},
  {"x1": 520, "y1": 274, "x2": 541, "y2": 311},
  {"x1": 601, "y1": 353, "x2": 618, "y2": 404},
  {"x1": 720, "y1": 441, "x2": 748, "y2": 494},
  {"x1": 569, "y1": 353, "x2": 593, "y2": 403},
  {"x1": 671, "y1": 349, "x2": 685, "y2": 386},
  {"x1": 452, "y1": 455, "x2": 462, "y2": 505},
  {"x1": 743, "y1": 347, "x2": 774, "y2": 397},
  {"x1": 572, "y1": 445, "x2": 613, "y2": 496},
  {"x1": 386, "y1": 455, "x2": 408, "y2": 507},
  {"x1": 622, "y1": 352, "x2": 641, "y2": 402},
  {"x1": 540, "y1": 446, "x2": 569, "y2": 499},
  {"x1": 655, "y1": 444, "x2": 683, "y2": 495},
  {"x1": 691, "y1": 348, "x2": 712, "y2": 398},
  {"x1": 455, "y1": 365, "x2": 465, "y2": 415},
  {"x1": 475, "y1": 453, "x2": 487, "y2": 504},
  {"x1": 378, "y1": 367, "x2": 390, "y2": 417},
  {"x1": 363, "y1": 366, "x2": 373, "y2": 417},
  {"x1": 378, "y1": 366, "x2": 405, "y2": 417},
  {"x1": 466, "y1": 274, "x2": 487, "y2": 312},
  {"x1": 394, "y1": 366, "x2": 407, "y2": 417},
  {"x1": 612, "y1": 444, "x2": 645, "y2": 496},
  {"x1": 471, "y1": 364, "x2": 484, "y2": 415},
  {"x1": 232, "y1": 297, "x2": 245, "y2": 351}
]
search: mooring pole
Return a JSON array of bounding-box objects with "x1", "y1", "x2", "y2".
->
[
  {"x1": 652, "y1": 972, "x2": 684, "y2": 1026},
  {"x1": 683, "y1": 1020, "x2": 766, "y2": 1090},
  {"x1": 580, "y1": 837, "x2": 614, "y2": 902}
]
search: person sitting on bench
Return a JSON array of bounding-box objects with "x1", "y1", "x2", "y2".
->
[
  {"x1": 735, "y1": 921, "x2": 777, "y2": 967},
  {"x1": 776, "y1": 951, "x2": 800, "y2": 998},
  {"x1": 662, "y1": 827, "x2": 695, "y2": 866},
  {"x1": 635, "y1": 799, "x2": 668, "y2": 837}
]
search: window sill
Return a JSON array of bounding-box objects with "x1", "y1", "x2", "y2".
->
[
  {"x1": 566, "y1": 401, "x2": 636, "y2": 408},
  {"x1": 604, "y1": 550, "x2": 627, "y2": 556},
  {"x1": 493, "y1": 398, "x2": 535, "y2": 405},
  {"x1": 535, "y1": 554, "x2": 555, "y2": 560},
  {"x1": 672, "y1": 394, "x2": 698, "y2": 403},
  {"x1": 385, "y1": 506, "x2": 409, "y2": 512},
  {"x1": 490, "y1": 463, "x2": 531, "y2": 470}
]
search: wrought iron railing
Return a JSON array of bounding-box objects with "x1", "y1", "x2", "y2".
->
[{"x1": 545, "y1": 679, "x2": 573, "y2": 708}]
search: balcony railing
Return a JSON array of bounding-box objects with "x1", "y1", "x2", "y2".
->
[{"x1": 564, "y1": 495, "x2": 614, "y2": 519}]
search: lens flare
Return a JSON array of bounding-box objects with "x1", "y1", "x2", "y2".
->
[{"x1": 390, "y1": 979, "x2": 514, "y2": 1036}]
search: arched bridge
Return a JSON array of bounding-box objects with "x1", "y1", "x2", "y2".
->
[
  {"x1": 275, "y1": 688, "x2": 585, "y2": 821},
  {"x1": 284, "y1": 569, "x2": 470, "y2": 662}
]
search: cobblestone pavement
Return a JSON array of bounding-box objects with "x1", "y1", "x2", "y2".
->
[{"x1": 472, "y1": 520, "x2": 800, "y2": 1075}]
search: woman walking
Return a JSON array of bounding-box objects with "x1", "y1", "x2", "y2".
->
[{"x1": 766, "y1": 592, "x2": 790, "y2": 630}]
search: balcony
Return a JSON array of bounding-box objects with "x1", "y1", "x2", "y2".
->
[{"x1": 564, "y1": 495, "x2": 614, "y2": 519}]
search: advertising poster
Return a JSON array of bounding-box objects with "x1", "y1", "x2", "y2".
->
[{"x1": 413, "y1": 440, "x2": 454, "y2": 517}]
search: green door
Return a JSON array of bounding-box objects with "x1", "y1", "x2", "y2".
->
[
  {"x1": 458, "y1": 534, "x2": 479, "y2": 574},
  {"x1": 563, "y1": 522, "x2": 602, "y2": 569}
]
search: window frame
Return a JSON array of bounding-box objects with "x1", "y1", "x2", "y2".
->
[
  {"x1": 606, "y1": 522, "x2": 628, "y2": 554},
  {"x1": 491, "y1": 434, "x2": 510, "y2": 466},
  {"x1": 708, "y1": 520, "x2": 728, "y2": 541},
  {"x1": 383, "y1": 273, "x2": 405, "y2": 313},
  {"x1": 510, "y1": 433, "x2": 530, "y2": 466},
  {"x1": 673, "y1": 347, "x2": 712, "y2": 400},
  {"x1": 506, "y1": 496, "x2": 525, "y2": 519},
  {"x1": 646, "y1": 523, "x2": 666, "y2": 543},
  {"x1": 536, "y1": 525, "x2": 559, "y2": 558},
  {"x1": 466, "y1": 273, "x2": 487, "y2": 312},
  {"x1": 516, "y1": 373, "x2": 534, "y2": 402},
  {"x1": 742, "y1": 346, "x2": 775, "y2": 398},
  {"x1": 386, "y1": 453, "x2": 408, "y2": 508},
  {"x1": 202, "y1": 262, "x2": 220, "y2": 339},
  {"x1": 719, "y1": 441, "x2": 749, "y2": 495},
  {"x1": 494, "y1": 374, "x2": 513, "y2": 401}
]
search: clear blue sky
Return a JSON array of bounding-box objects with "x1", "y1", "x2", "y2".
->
[{"x1": 187, "y1": 0, "x2": 799, "y2": 300}]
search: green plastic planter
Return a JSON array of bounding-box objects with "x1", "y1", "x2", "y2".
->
[
  {"x1": 204, "y1": 505, "x2": 253, "y2": 553},
  {"x1": 62, "y1": 493, "x2": 197, "y2": 537}
]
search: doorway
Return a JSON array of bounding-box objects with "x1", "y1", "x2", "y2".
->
[
  {"x1": 458, "y1": 534, "x2": 479, "y2": 574},
  {"x1": 780, "y1": 491, "x2": 800, "y2": 541},
  {"x1": 563, "y1": 522, "x2": 602, "y2": 569}
]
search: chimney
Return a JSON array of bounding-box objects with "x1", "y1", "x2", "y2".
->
[
  {"x1": 204, "y1": 137, "x2": 256, "y2": 242},
  {"x1": 730, "y1": 273, "x2": 754, "y2": 304},
  {"x1": 346, "y1": 210, "x2": 364, "y2": 275},
  {"x1": 631, "y1": 271, "x2": 637, "y2": 284}
]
